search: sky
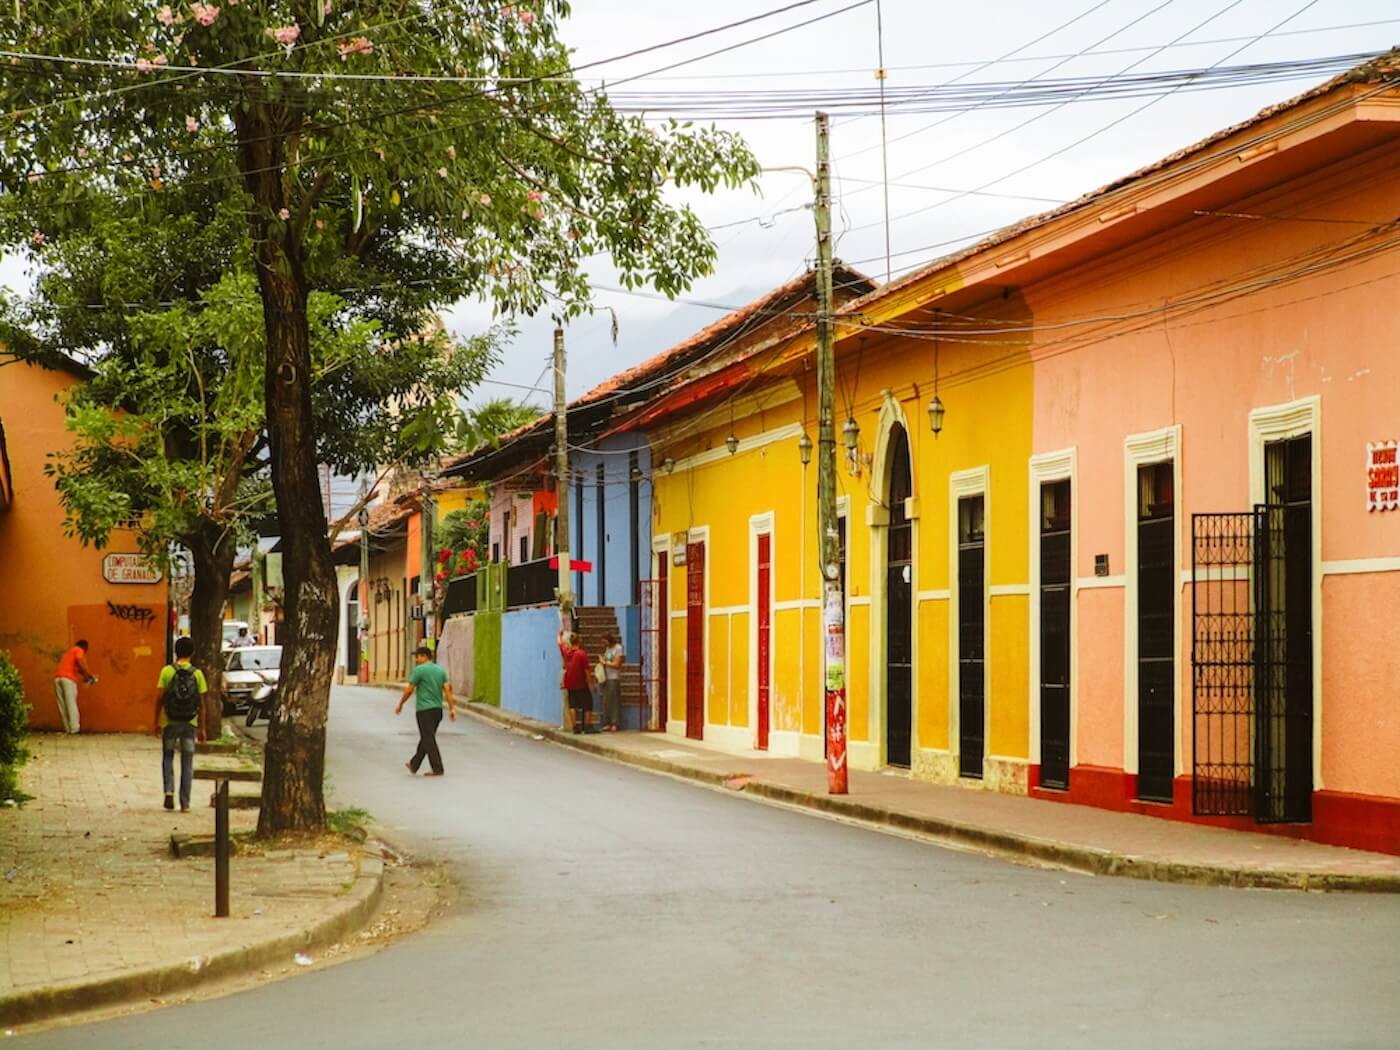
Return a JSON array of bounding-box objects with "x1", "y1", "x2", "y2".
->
[
  {"x1": 453, "y1": 0, "x2": 1398, "y2": 409},
  {"x1": 3, "y1": 0, "x2": 1396, "y2": 416}
]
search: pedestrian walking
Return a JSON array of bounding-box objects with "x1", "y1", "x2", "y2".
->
[
  {"x1": 396, "y1": 646, "x2": 456, "y2": 776},
  {"x1": 154, "y1": 636, "x2": 206, "y2": 812},
  {"x1": 599, "y1": 633, "x2": 624, "y2": 732},
  {"x1": 559, "y1": 629, "x2": 593, "y2": 734},
  {"x1": 53, "y1": 639, "x2": 96, "y2": 734}
]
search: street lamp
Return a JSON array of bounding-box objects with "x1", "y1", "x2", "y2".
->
[
  {"x1": 798, "y1": 431, "x2": 813, "y2": 466},
  {"x1": 841, "y1": 417, "x2": 859, "y2": 452},
  {"x1": 928, "y1": 395, "x2": 945, "y2": 437}
]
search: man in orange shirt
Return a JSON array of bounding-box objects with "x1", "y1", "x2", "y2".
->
[{"x1": 54, "y1": 639, "x2": 96, "y2": 734}]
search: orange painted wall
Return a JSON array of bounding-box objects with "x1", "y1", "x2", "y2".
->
[
  {"x1": 1029, "y1": 138, "x2": 1400, "y2": 799},
  {"x1": 0, "y1": 361, "x2": 169, "y2": 732}
]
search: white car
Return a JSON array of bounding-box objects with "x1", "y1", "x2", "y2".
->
[{"x1": 222, "y1": 645, "x2": 281, "y2": 715}]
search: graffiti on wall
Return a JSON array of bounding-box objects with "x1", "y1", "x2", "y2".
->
[{"x1": 105, "y1": 601, "x2": 156, "y2": 627}]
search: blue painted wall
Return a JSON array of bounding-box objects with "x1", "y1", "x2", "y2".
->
[
  {"x1": 571, "y1": 435, "x2": 652, "y2": 611},
  {"x1": 499, "y1": 606, "x2": 564, "y2": 725}
]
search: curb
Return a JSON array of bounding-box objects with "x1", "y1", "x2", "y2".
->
[
  {"x1": 464, "y1": 702, "x2": 1400, "y2": 895},
  {"x1": 0, "y1": 854, "x2": 384, "y2": 1029}
]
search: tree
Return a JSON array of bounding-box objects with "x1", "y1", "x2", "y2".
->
[
  {"x1": 455, "y1": 397, "x2": 543, "y2": 453},
  {"x1": 1, "y1": 2, "x2": 758, "y2": 834}
]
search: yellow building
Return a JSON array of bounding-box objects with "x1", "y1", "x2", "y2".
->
[{"x1": 625, "y1": 268, "x2": 1033, "y2": 790}]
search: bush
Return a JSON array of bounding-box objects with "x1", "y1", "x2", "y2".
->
[{"x1": 0, "y1": 650, "x2": 29, "y2": 803}]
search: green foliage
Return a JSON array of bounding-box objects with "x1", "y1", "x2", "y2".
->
[
  {"x1": 436, "y1": 501, "x2": 489, "y2": 554},
  {"x1": 0, "y1": 650, "x2": 30, "y2": 804},
  {"x1": 326, "y1": 806, "x2": 372, "y2": 838},
  {"x1": 455, "y1": 398, "x2": 544, "y2": 454}
]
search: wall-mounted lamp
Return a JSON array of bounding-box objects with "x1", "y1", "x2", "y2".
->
[
  {"x1": 662, "y1": 457, "x2": 675, "y2": 474},
  {"x1": 841, "y1": 417, "x2": 859, "y2": 452},
  {"x1": 726, "y1": 433, "x2": 739, "y2": 455},
  {"x1": 798, "y1": 431, "x2": 813, "y2": 466},
  {"x1": 629, "y1": 465, "x2": 643, "y2": 482},
  {"x1": 928, "y1": 395, "x2": 945, "y2": 437}
]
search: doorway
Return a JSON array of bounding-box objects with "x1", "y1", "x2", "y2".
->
[
  {"x1": 345, "y1": 582, "x2": 360, "y2": 679},
  {"x1": 957, "y1": 494, "x2": 986, "y2": 779},
  {"x1": 1136, "y1": 462, "x2": 1175, "y2": 802},
  {"x1": 885, "y1": 425, "x2": 913, "y2": 769},
  {"x1": 756, "y1": 532, "x2": 771, "y2": 750},
  {"x1": 685, "y1": 541, "x2": 705, "y2": 740},
  {"x1": 1039, "y1": 479, "x2": 1072, "y2": 790},
  {"x1": 1258, "y1": 435, "x2": 1313, "y2": 822}
]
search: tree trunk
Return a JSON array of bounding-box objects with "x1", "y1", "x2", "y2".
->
[
  {"x1": 187, "y1": 521, "x2": 237, "y2": 740},
  {"x1": 237, "y1": 107, "x2": 337, "y2": 837}
]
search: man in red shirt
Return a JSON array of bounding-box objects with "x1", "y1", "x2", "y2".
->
[
  {"x1": 54, "y1": 639, "x2": 95, "y2": 734},
  {"x1": 558, "y1": 630, "x2": 592, "y2": 734}
]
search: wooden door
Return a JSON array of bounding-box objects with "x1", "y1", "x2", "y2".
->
[
  {"x1": 756, "y1": 533, "x2": 772, "y2": 750},
  {"x1": 685, "y1": 541, "x2": 705, "y2": 740}
]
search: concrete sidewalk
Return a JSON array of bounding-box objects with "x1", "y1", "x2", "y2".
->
[
  {"x1": 0, "y1": 734, "x2": 383, "y2": 1029},
  {"x1": 466, "y1": 702, "x2": 1400, "y2": 893}
]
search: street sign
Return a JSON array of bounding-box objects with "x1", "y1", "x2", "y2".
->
[{"x1": 101, "y1": 553, "x2": 163, "y2": 584}]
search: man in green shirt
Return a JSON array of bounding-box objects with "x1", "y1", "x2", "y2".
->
[
  {"x1": 153, "y1": 636, "x2": 207, "y2": 811},
  {"x1": 396, "y1": 645, "x2": 456, "y2": 776}
]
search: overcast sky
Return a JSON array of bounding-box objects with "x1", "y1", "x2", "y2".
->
[{"x1": 5, "y1": 0, "x2": 1395, "y2": 414}]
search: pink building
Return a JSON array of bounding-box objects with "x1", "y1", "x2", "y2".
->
[{"x1": 1011, "y1": 57, "x2": 1399, "y2": 851}]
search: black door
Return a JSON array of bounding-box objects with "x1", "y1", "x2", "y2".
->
[
  {"x1": 345, "y1": 587, "x2": 360, "y2": 675},
  {"x1": 957, "y1": 495, "x2": 986, "y2": 779},
  {"x1": 1137, "y1": 463, "x2": 1175, "y2": 802},
  {"x1": 885, "y1": 426, "x2": 913, "y2": 769},
  {"x1": 1039, "y1": 479, "x2": 1071, "y2": 790},
  {"x1": 1257, "y1": 436, "x2": 1313, "y2": 822}
]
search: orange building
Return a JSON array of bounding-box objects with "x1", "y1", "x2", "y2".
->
[{"x1": 0, "y1": 357, "x2": 169, "y2": 732}]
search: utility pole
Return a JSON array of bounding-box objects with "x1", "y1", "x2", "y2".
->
[
  {"x1": 358, "y1": 478, "x2": 371, "y2": 683},
  {"x1": 815, "y1": 111, "x2": 848, "y2": 794},
  {"x1": 553, "y1": 326, "x2": 573, "y2": 618},
  {"x1": 420, "y1": 464, "x2": 436, "y2": 650}
]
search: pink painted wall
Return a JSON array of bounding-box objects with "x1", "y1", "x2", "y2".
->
[{"x1": 1029, "y1": 138, "x2": 1400, "y2": 797}]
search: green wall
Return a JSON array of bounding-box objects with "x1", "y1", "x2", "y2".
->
[{"x1": 473, "y1": 610, "x2": 501, "y2": 706}]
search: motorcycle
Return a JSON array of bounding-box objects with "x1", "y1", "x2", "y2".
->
[{"x1": 245, "y1": 679, "x2": 277, "y2": 727}]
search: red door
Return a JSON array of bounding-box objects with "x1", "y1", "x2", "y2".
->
[
  {"x1": 657, "y1": 556, "x2": 669, "y2": 732},
  {"x1": 685, "y1": 542, "x2": 705, "y2": 740},
  {"x1": 756, "y1": 533, "x2": 771, "y2": 750}
]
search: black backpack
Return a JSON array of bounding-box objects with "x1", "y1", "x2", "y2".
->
[{"x1": 162, "y1": 666, "x2": 201, "y2": 723}]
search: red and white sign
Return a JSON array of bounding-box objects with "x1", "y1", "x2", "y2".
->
[
  {"x1": 1367, "y1": 441, "x2": 1399, "y2": 512},
  {"x1": 102, "y1": 553, "x2": 163, "y2": 584},
  {"x1": 547, "y1": 556, "x2": 592, "y2": 572}
]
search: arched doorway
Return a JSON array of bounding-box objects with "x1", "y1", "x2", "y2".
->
[{"x1": 885, "y1": 424, "x2": 914, "y2": 768}]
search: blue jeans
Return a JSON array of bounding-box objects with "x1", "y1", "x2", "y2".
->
[{"x1": 162, "y1": 723, "x2": 197, "y2": 808}]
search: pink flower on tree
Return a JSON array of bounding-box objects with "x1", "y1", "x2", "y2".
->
[
  {"x1": 477, "y1": 193, "x2": 492, "y2": 206},
  {"x1": 518, "y1": 9, "x2": 536, "y2": 25},
  {"x1": 525, "y1": 189, "x2": 542, "y2": 203},
  {"x1": 438, "y1": 167, "x2": 449, "y2": 178},
  {"x1": 267, "y1": 24, "x2": 301, "y2": 47},
  {"x1": 446, "y1": 145, "x2": 457, "y2": 159},
  {"x1": 189, "y1": 3, "x2": 219, "y2": 26},
  {"x1": 336, "y1": 35, "x2": 373, "y2": 58},
  {"x1": 30, "y1": 231, "x2": 45, "y2": 246},
  {"x1": 157, "y1": 5, "x2": 176, "y2": 25},
  {"x1": 185, "y1": 114, "x2": 199, "y2": 132},
  {"x1": 277, "y1": 207, "x2": 291, "y2": 220}
]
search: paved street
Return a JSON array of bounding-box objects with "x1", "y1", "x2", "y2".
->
[{"x1": 16, "y1": 684, "x2": 1400, "y2": 1049}]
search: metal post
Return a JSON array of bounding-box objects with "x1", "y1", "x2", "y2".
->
[
  {"x1": 815, "y1": 111, "x2": 848, "y2": 795},
  {"x1": 214, "y1": 778, "x2": 230, "y2": 917},
  {"x1": 553, "y1": 327, "x2": 574, "y2": 725}
]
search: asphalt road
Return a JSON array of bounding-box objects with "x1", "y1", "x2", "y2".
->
[{"x1": 19, "y1": 684, "x2": 1400, "y2": 1049}]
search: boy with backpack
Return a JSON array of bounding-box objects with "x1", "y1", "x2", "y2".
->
[{"x1": 154, "y1": 636, "x2": 207, "y2": 812}]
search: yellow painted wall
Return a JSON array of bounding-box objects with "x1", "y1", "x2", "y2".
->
[{"x1": 650, "y1": 289, "x2": 1034, "y2": 782}]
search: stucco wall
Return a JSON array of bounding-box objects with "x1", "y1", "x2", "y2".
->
[
  {"x1": 0, "y1": 361, "x2": 169, "y2": 732},
  {"x1": 437, "y1": 614, "x2": 475, "y2": 699},
  {"x1": 472, "y1": 610, "x2": 501, "y2": 706},
  {"x1": 499, "y1": 606, "x2": 564, "y2": 725}
]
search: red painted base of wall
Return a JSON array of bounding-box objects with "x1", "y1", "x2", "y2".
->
[{"x1": 1028, "y1": 764, "x2": 1400, "y2": 856}]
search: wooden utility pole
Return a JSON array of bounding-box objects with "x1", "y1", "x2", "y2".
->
[
  {"x1": 815, "y1": 111, "x2": 848, "y2": 794},
  {"x1": 553, "y1": 326, "x2": 573, "y2": 619},
  {"x1": 357, "y1": 479, "x2": 371, "y2": 683},
  {"x1": 420, "y1": 464, "x2": 436, "y2": 648}
]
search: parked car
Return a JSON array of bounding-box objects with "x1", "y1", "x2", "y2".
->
[{"x1": 222, "y1": 645, "x2": 281, "y2": 716}]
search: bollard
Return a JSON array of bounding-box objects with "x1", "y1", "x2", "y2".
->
[{"x1": 214, "y1": 778, "x2": 230, "y2": 918}]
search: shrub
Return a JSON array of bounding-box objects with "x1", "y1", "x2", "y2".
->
[{"x1": 0, "y1": 649, "x2": 29, "y2": 803}]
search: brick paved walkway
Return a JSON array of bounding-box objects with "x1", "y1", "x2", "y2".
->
[
  {"x1": 0, "y1": 734, "x2": 378, "y2": 1023},
  {"x1": 468, "y1": 703, "x2": 1400, "y2": 891}
]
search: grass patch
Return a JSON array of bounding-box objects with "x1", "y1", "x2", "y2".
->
[{"x1": 327, "y1": 806, "x2": 372, "y2": 838}]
